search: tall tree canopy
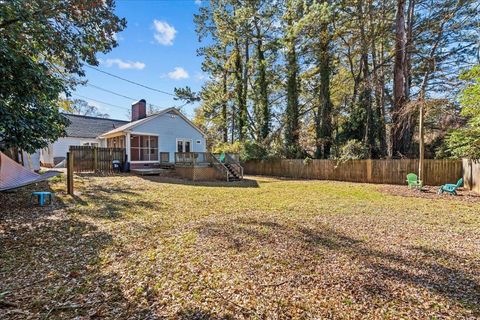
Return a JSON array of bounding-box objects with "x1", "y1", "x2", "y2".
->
[
  {"x1": 192, "y1": 0, "x2": 479, "y2": 160},
  {"x1": 65, "y1": 99, "x2": 110, "y2": 118},
  {"x1": 0, "y1": 0, "x2": 125, "y2": 153},
  {"x1": 446, "y1": 65, "x2": 480, "y2": 159}
]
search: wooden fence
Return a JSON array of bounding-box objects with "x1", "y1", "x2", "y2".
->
[
  {"x1": 463, "y1": 159, "x2": 480, "y2": 193},
  {"x1": 69, "y1": 146, "x2": 125, "y2": 173},
  {"x1": 244, "y1": 159, "x2": 463, "y2": 186}
]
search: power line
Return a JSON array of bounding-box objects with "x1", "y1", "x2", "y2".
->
[
  {"x1": 71, "y1": 94, "x2": 130, "y2": 111},
  {"x1": 87, "y1": 83, "x2": 138, "y2": 101},
  {"x1": 85, "y1": 65, "x2": 176, "y2": 97},
  {"x1": 86, "y1": 83, "x2": 164, "y2": 109}
]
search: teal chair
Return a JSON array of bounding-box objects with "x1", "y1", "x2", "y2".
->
[
  {"x1": 406, "y1": 173, "x2": 422, "y2": 189},
  {"x1": 438, "y1": 178, "x2": 463, "y2": 195},
  {"x1": 219, "y1": 152, "x2": 226, "y2": 163}
]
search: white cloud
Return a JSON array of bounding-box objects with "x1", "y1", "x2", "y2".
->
[
  {"x1": 153, "y1": 20, "x2": 177, "y2": 46},
  {"x1": 167, "y1": 67, "x2": 189, "y2": 80},
  {"x1": 195, "y1": 0, "x2": 202, "y2": 5},
  {"x1": 104, "y1": 58, "x2": 146, "y2": 70},
  {"x1": 194, "y1": 72, "x2": 207, "y2": 81}
]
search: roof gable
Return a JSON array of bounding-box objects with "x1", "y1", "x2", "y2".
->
[{"x1": 99, "y1": 108, "x2": 205, "y2": 138}]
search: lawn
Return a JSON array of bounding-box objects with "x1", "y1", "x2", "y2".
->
[{"x1": 1, "y1": 175, "x2": 479, "y2": 319}]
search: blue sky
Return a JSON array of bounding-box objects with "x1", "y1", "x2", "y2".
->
[{"x1": 73, "y1": 0, "x2": 207, "y2": 120}]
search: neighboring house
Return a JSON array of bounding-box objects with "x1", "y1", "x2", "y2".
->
[
  {"x1": 99, "y1": 99, "x2": 207, "y2": 169},
  {"x1": 40, "y1": 99, "x2": 207, "y2": 169},
  {"x1": 40, "y1": 113, "x2": 128, "y2": 166}
]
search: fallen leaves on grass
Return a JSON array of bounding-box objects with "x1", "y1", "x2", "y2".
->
[{"x1": 1, "y1": 175, "x2": 479, "y2": 319}]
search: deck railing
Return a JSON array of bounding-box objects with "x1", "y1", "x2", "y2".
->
[
  {"x1": 213, "y1": 153, "x2": 243, "y2": 180},
  {"x1": 175, "y1": 152, "x2": 211, "y2": 165},
  {"x1": 175, "y1": 152, "x2": 232, "y2": 180}
]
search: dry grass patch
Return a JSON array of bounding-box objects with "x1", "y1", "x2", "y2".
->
[{"x1": 1, "y1": 174, "x2": 479, "y2": 319}]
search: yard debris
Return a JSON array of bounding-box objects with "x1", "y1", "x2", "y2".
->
[
  {"x1": 379, "y1": 184, "x2": 480, "y2": 202},
  {"x1": 1, "y1": 176, "x2": 479, "y2": 319}
]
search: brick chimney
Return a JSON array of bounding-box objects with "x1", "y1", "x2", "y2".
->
[{"x1": 131, "y1": 99, "x2": 146, "y2": 121}]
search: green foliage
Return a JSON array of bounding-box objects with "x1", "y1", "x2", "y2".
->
[
  {"x1": 174, "y1": 86, "x2": 201, "y2": 104},
  {"x1": 192, "y1": 0, "x2": 479, "y2": 160},
  {"x1": 0, "y1": 0, "x2": 125, "y2": 153},
  {"x1": 303, "y1": 156, "x2": 312, "y2": 165},
  {"x1": 65, "y1": 99, "x2": 110, "y2": 118},
  {"x1": 212, "y1": 141, "x2": 243, "y2": 155},
  {"x1": 212, "y1": 140, "x2": 278, "y2": 161},
  {"x1": 0, "y1": 43, "x2": 69, "y2": 153},
  {"x1": 339, "y1": 140, "x2": 369, "y2": 161},
  {"x1": 446, "y1": 66, "x2": 480, "y2": 159}
]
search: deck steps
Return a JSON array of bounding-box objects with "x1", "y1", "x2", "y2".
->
[{"x1": 224, "y1": 163, "x2": 241, "y2": 181}]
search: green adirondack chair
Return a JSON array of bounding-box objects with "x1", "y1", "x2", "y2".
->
[
  {"x1": 406, "y1": 173, "x2": 423, "y2": 189},
  {"x1": 438, "y1": 178, "x2": 463, "y2": 195},
  {"x1": 219, "y1": 152, "x2": 226, "y2": 163}
]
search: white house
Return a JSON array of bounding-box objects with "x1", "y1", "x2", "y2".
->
[
  {"x1": 98, "y1": 99, "x2": 207, "y2": 169},
  {"x1": 40, "y1": 99, "x2": 207, "y2": 169},
  {"x1": 40, "y1": 114, "x2": 128, "y2": 166}
]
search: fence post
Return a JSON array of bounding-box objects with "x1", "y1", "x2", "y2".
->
[
  {"x1": 93, "y1": 147, "x2": 98, "y2": 172},
  {"x1": 366, "y1": 159, "x2": 373, "y2": 183},
  {"x1": 67, "y1": 152, "x2": 74, "y2": 195}
]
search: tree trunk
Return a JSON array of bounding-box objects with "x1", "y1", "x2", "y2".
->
[
  {"x1": 284, "y1": 14, "x2": 300, "y2": 158},
  {"x1": 243, "y1": 36, "x2": 249, "y2": 139},
  {"x1": 391, "y1": 0, "x2": 408, "y2": 157},
  {"x1": 315, "y1": 27, "x2": 332, "y2": 159},
  {"x1": 372, "y1": 37, "x2": 388, "y2": 157},
  {"x1": 222, "y1": 66, "x2": 228, "y2": 143},
  {"x1": 234, "y1": 39, "x2": 246, "y2": 141},
  {"x1": 255, "y1": 22, "x2": 269, "y2": 141},
  {"x1": 358, "y1": 1, "x2": 375, "y2": 157}
]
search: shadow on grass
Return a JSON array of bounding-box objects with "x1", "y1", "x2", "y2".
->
[
  {"x1": 0, "y1": 181, "x2": 154, "y2": 319},
  {"x1": 69, "y1": 181, "x2": 163, "y2": 220},
  {"x1": 196, "y1": 216, "x2": 480, "y2": 315}
]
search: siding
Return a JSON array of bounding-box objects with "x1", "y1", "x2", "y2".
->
[
  {"x1": 52, "y1": 137, "x2": 100, "y2": 162},
  {"x1": 132, "y1": 112, "x2": 206, "y2": 162}
]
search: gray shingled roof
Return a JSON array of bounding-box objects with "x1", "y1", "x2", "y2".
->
[{"x1": 62, "y1": 114, "x2": 129, "y2": 138}]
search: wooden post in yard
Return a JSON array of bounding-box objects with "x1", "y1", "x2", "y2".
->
[
  {"x1": 93, "y1": 147, "x2": 98, "y2": 173},
  {"x1": 67, "y1": 152, "x2": 74, "y2": 195},
  {"x1": 418, "y1": 103, "x2": 425, "y2": 183}
]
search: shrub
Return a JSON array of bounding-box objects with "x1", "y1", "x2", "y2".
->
[
  {"x1": 339, "y1": 140, "x2": 369, "y2": 160},
  {"x1": 212, "y1": 141, "x2": 269, "y2": 161}
]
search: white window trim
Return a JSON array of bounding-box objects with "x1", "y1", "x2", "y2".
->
[
  {"x1": 130, "y1": 133, "x2": 160, "y2": 163},
  {"x1": 130, "y1": 131, "x2": 159, "y2": 136},
  {"x1": 176, "y1": 138, "x2": 193, "y2": 153}
]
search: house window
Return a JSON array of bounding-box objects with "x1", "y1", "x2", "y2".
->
[
  {"x1": 82, "y1": 142, "x2": 99, "y2": 147},
  {"x1": 177, "y1": 139, "x2": 192, "y2": 153},
  {"x1": 131, "y1": 135, "x2": 158, "y2": 161}
]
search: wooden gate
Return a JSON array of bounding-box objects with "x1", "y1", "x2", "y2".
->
[{"x1": 69, "y1": 146, "x2": 125, "y2": 173}]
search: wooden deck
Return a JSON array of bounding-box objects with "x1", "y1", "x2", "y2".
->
[{"x1": 131, "y1": 168, "x2": 170, "y2": 176}]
